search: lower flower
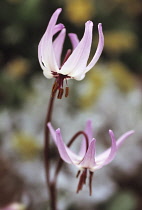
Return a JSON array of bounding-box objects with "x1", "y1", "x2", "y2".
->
[{"x1": 48, "y1": 120, "x2": 134, "y2": 195}]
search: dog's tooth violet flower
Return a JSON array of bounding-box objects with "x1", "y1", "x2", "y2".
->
[
  {"x1": 38, "y1": 8, "x2": 104, "y2": 98},
  {"x1": 48, "y1": 121, "x2": 134, "y2": 195}
]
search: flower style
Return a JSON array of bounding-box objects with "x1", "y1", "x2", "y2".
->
[
  {"x1": 48, "y1": 121, "x2": 134, "y2": 195},
  {"x1": 38, "y1": 8, "x2": 104, "y2": 98}
]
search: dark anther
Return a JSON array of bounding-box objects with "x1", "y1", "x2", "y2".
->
[
  {"x1": 52, "y1": 81, "x2": 58, "y2": 92},
  {"x1": 65, "y1": 87, "x2": 69, "y2": 97},
  {"x1": 57, "y1": 88, "x2": 64, "y2": 99},
  {"x1": 76, "y1": 170, "x2": 81, "y2": 178},
  {"x1": 76, "y1": 169, "x2": 87, "y2": 194},
  {"x1": 89, "y1": 171, "x2": 93, "y2": 196},
  {"x1": 52, "y1": 81, "x2": 58, "y2": 97}
]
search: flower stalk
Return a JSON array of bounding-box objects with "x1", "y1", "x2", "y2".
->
[{"x1": 44, "y1": 84, "x2": 57, "y2": 210}]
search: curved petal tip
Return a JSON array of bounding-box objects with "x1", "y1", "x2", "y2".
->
[
  {"x1": 56, "y1": 128, "x2": 61, "y2": 134},
  {"x1": 47, "y1": 122, "x2": 51, "y2": 127},
  {"x1": 109, "y1": 129, "x2": 114, "y2": 135},
  {"x1": 98, "y1": 23, "x2": 102, "y2": 28},
  {"x1": 86, "y1": 20, "x2": 93, "y2": 27},
  {"x1": 56, "y1": 8, "x2": 62, "y2": 13}
]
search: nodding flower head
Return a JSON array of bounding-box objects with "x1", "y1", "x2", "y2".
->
[
  {"x1": 38, "y1": 8, "x2": 104, "y2": 99},
  {"x1": 48, "y1": 120, "x2": 134, "y2": 195}
]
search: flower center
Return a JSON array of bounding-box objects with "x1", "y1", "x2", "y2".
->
[
  {"x1": 52, "y1": 73, "x2": 71, "y2": 99},
  {"x1": 51, "y1": 49, "x2": 73, "y2": 99}
]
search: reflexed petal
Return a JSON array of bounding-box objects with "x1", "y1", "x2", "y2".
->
[
  {"x1": 47, "y1": 122, "x2": 57, "y2": 144},
  {"x1": 104, "y1": 130, "x2": 117, "y2": 164},
  {"x1": 79, "y1": 120, "x2": 93, "y2": 157},
  {"x1": 53, "y1": 23, "x2": 65, "y2": 35},
  {"x1": 85, "y1": 120, "x2": 93, "y2": 143},
  {"x1": 79, "y1": 139, "x2": 96, "y2": 168},
  {"x1": 48, "y1": 124, "x2": 81, "y2": 163},
  {"x1": 95, "y1": 130, "x2": 117, "y2": 169},
  {"x1": 85, "y1": 23, "x2": 104, "y2": 72},
  {"x1": 53, "y1": 28, "x2": 66, "y2": 67},
  {"x1": 115, "y1": 130, "x2": 134, "y2": 150},
  {"x1": 95, "y1": 130, "x2": 134, "y2": 169},
  {"x1": 38, "y1": 23, "x2": 64, "y2": 65},
  {"x1": 68, "y1": 33, "x2": 79, "y2": 50},
  {"x1": 60, "y1": 21, "x2": 93, "y2": 77},
  {"x1": 38, "y1": 8, "x2": 62, "y2": 74},
  {"x1": 56, "y1": 129, "x2": 73, "y2": 164}
]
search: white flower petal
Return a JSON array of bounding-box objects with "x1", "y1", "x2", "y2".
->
[
  {"x1": 53, "y1": 28, "x2": 66, "y2": 68},
  {"x1": 60, "y1": 21, "x2": 93, "y2": 77},
  {"x1": 68, "y1": 33, "x2": 79, "y2": 50},
  {"x1": 85, "y1": 23, "x2": 104, "y2": 72}
]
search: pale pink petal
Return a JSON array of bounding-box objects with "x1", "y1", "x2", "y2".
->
[
  {"x1": 47, "y1": 123, "x2": 57, "y2": 144},
  {"x1": 60, "y1": 21, "x2": 93, "y2": 77},
  {"x1": 85, "y1": 23, "x2": 104, "y2": 72},
  {"x1": 53, "y1": 23, "x2": 64, "y2": 35},
  {"x1": 56, "y1": 129, "x2": 73, "y2": 164},
  {"x1": 95, "y1": 130, "x2": 134, "y2": 169},
  {"x1": 115, "y1": 130, "x2": 134, "y2": 150},
  {"x1": 38, "y1": 23, "x2": 65, "y2": 77},
  {"x1": 38, "y1": 23, "x2": 64, "y2": 64},
  {"x1": 73, "y1": 73, "x2": 86, "y2": 81},
  {"x1": 85, "y1": 120, "x2": 93, "y2": 143},
  {"x1": 95, "y1": 130, "x2": 117, "y2": 169},
  {"x1": 56, "y1": 129, "x2": 83, "y2": 164},
  {"x1": 38, "y1": 8, "x2": 62, "y2": 75},
  {"x1": 79, "y1": 139, "x2": 96, "y2": 168},
  {"x1": 68, "y1": 33, "x2": 79, "y2": 50},
  {"x1": 43, "y1": 70, "x2": 53, "y2": 79},
  {"x1": 79, "y1": 120, "x2": 93, "y2": 157},
  {"x1": 48, "y1": 123, "x2": 81, "y2": 163},
  {"x1": 53, "y1": 28, "x2": 66, "y2": 68}
]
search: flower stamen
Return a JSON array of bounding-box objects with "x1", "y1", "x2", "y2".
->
[
  {"x1": 57, "y1": 88, "x2": 64, "y2": 99},
  {"x1": 76, "y1": 168, "x2": 87, "y2": 194},
  {"x1": 76, "y1": 170, "x2": 81, "y2": 178},
  {"x1": 65, "y1": 86, "x2": 69, "y2": 97},
  {"x1": 89, "y1": 171, "x2": 93, "y2": 196}
]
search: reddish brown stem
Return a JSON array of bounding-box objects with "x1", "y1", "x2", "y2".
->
[{"x1": 44, "y1": 84, "x2": 57, "y2": 210}]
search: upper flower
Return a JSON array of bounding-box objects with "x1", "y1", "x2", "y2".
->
[
  {"x1": 48, "y1": 120, "x2": 134, "y2": 195},
  {"x1": 38, "y1": 8, "x2": 104, "y2": 96}
]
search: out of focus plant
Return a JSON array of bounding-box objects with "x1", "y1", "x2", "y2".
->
[
  {"x1": 104, "y1": 31, "x2": 137, "y2": 55},
  {"x1": 108, "y1": 61, "x2": 136, "y2": 92},
  {"x1": 64, "y1": 0, "x2": 94, "y2": 25},
  {"x1": 12, "y1": 133, "x2": 41, "y2": 160},
  {"x1": 78, "y1": 68, "x2": 105, "y2": 109}
]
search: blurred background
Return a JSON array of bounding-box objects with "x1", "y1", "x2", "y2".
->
[{"x1": 0, "y1": 0, "x2": 142, "y2": 209}]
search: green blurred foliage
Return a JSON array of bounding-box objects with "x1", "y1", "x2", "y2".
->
[{"x1": 12, "y1": 132, "x2": 41, "y2": 160}]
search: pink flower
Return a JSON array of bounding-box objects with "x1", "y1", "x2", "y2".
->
[
  {"x1": 38, "y1": 8, "x2": 104, "y2": 96},
  {"x1": 48, "y1": 121, "x2": 134, "y2": 195}
]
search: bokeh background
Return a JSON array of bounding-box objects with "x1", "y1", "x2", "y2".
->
[{"x1": 0, "y1": 0, "x2": 142, "y2": 209}]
